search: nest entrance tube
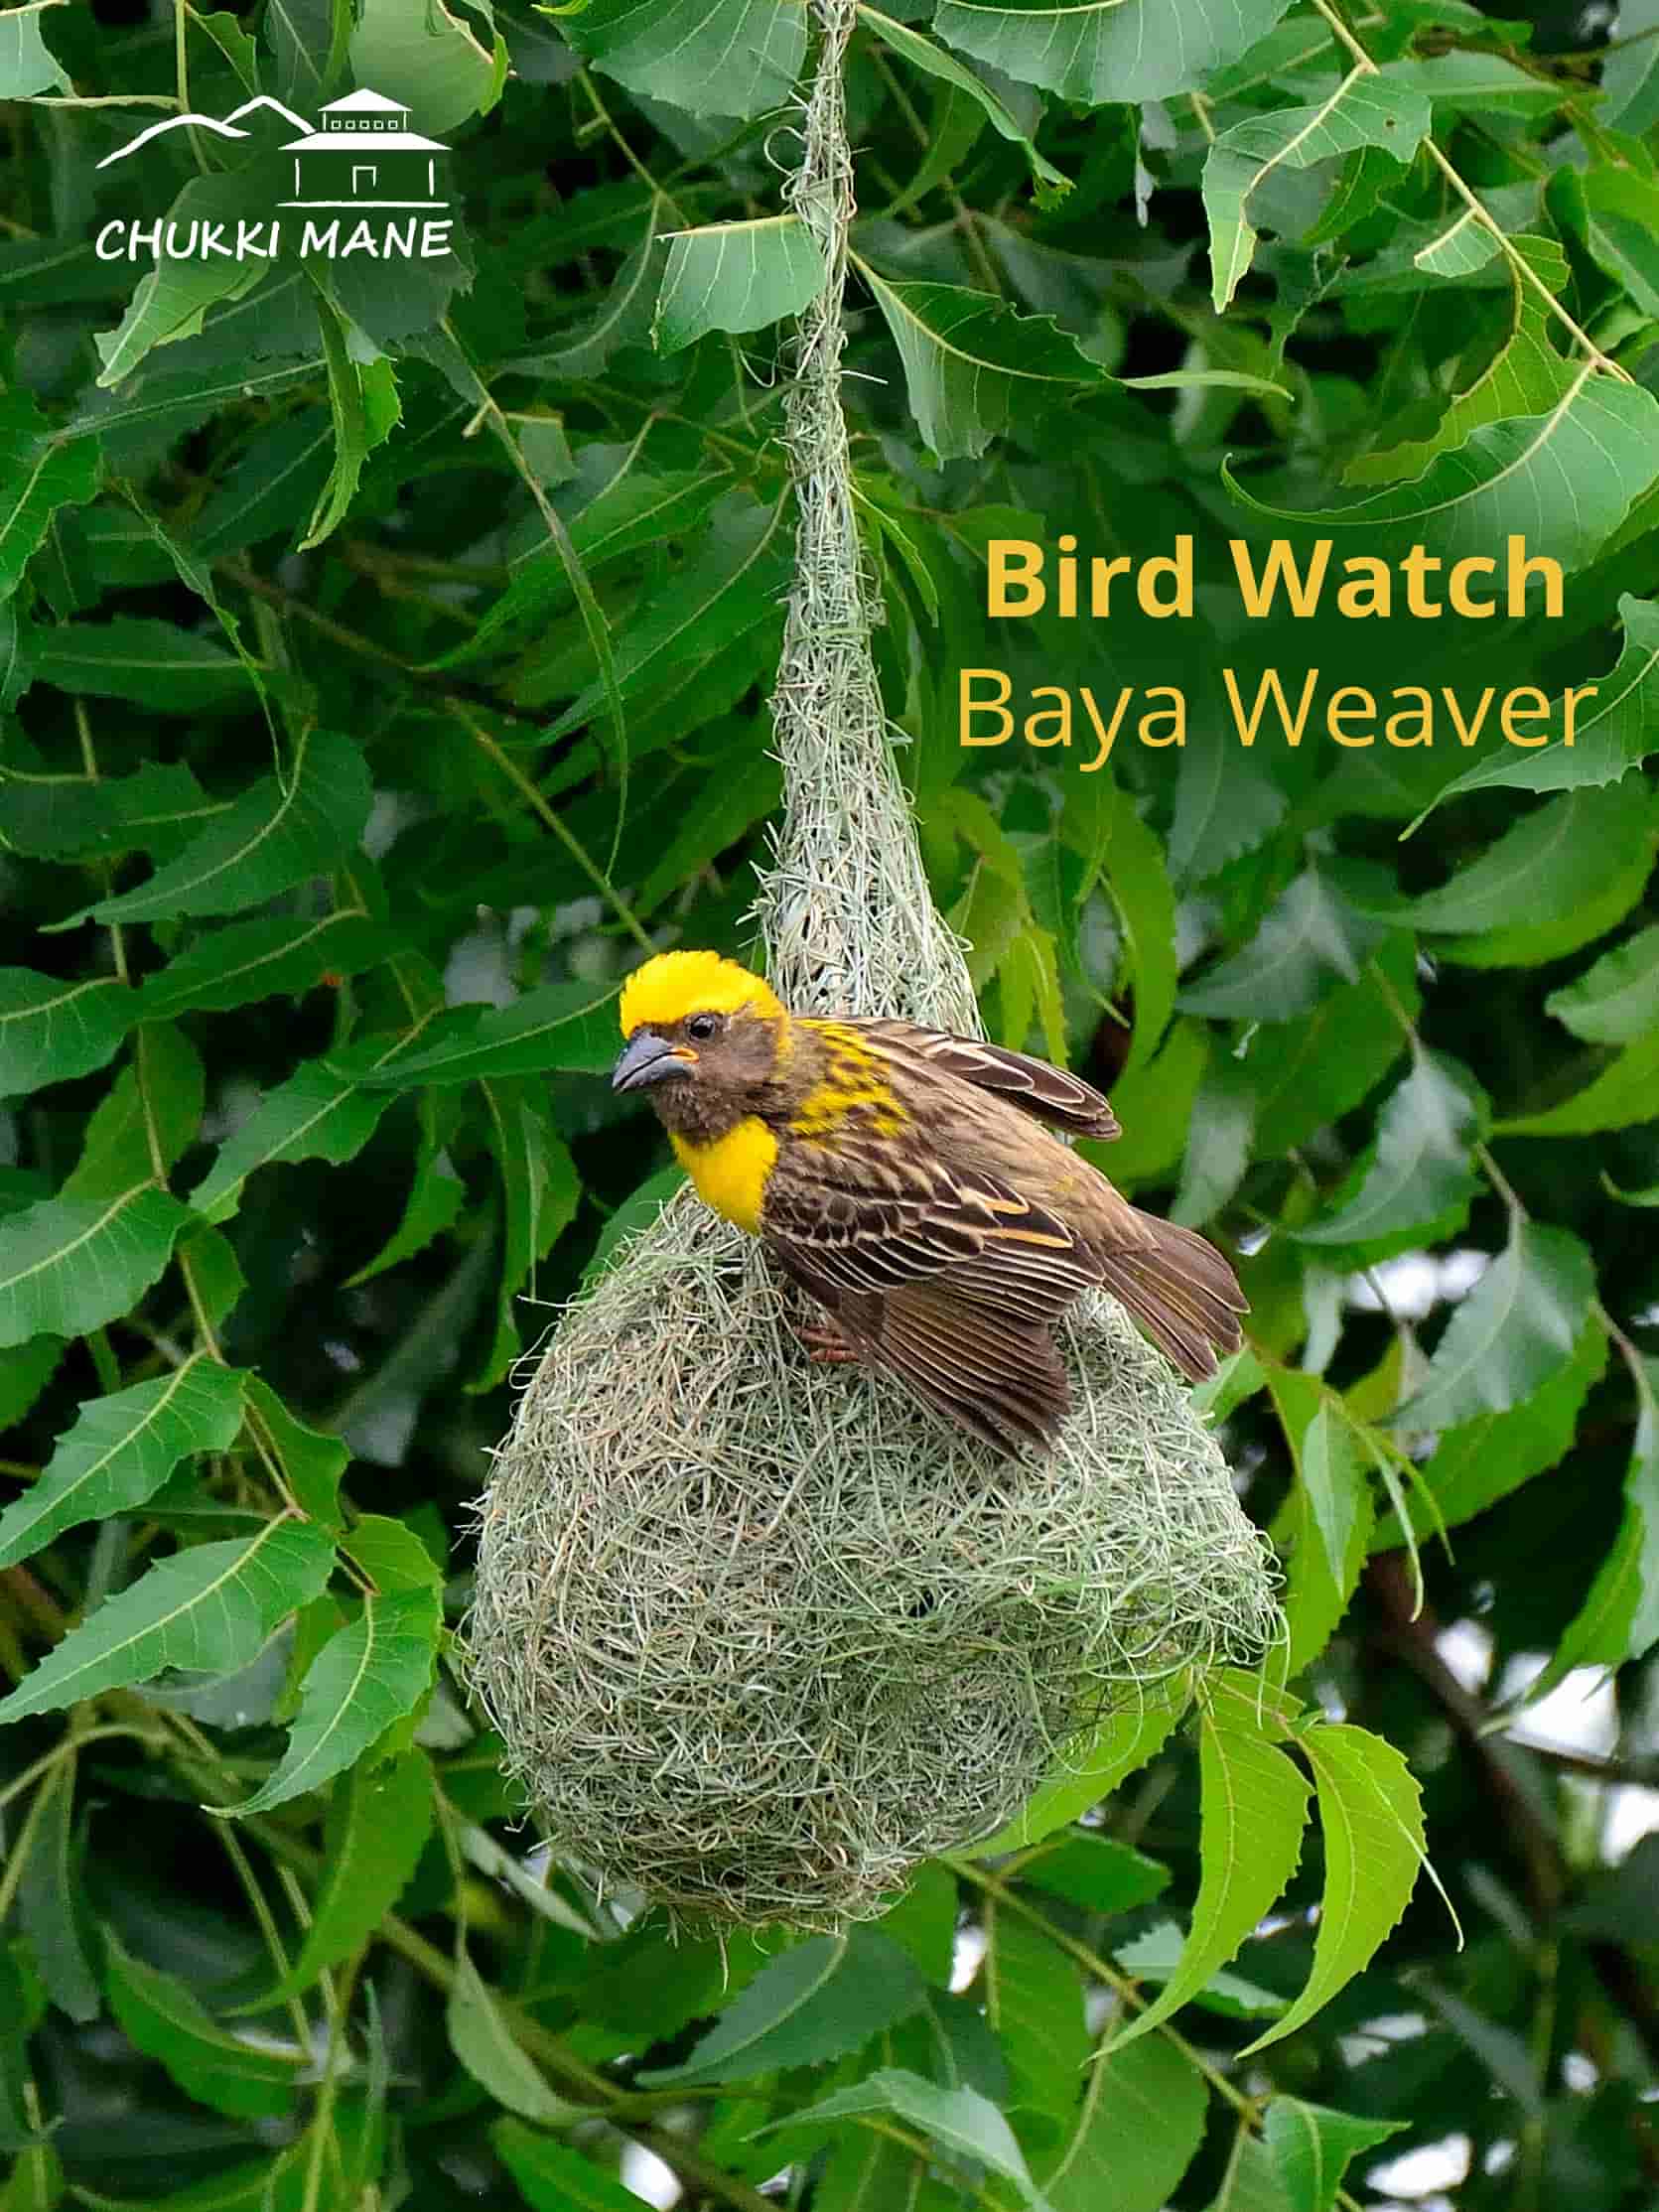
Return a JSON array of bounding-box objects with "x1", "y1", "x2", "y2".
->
[{"x1": 466, "y1": 0, "x2": 1279, "y2": 1928}]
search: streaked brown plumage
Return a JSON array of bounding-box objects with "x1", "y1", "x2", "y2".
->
[{"x1": 612, "y1": 951, "x2": 1246, "y2": 1454}]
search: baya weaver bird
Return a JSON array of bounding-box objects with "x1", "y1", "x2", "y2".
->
[{"x1": 611, "y1": 950, "x2": 1245, "y2": 1453}]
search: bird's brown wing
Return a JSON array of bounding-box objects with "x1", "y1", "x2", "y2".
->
[
  {"x1": 762, "y1": 1139, "x2": 1093, "y2": 1450},
  {"x1": 849, "y1": 1019, "x2": 1120, "y2": 1141}
]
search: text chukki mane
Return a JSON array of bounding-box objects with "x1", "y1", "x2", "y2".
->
[{"x1": 961, "y1": 534, "x2": 1598, "y2": 766}]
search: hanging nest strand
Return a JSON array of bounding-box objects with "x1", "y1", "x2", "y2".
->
[{"x1": 466, "y1": 0, "x2": 1279, "y2": 1929}]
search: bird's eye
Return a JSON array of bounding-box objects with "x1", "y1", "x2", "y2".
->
[{"x1": 686, "y1": 1013, "x2": 720, "y2": 1042}]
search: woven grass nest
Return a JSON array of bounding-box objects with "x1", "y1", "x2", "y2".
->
[{"x1": 466, "y1": 0, "x2": 1278, "y2": 1927}]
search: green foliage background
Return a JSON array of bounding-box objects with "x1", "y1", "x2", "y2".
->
[{"x1": 3, "y1": 0, "x2": 1659, "y2": 2205}]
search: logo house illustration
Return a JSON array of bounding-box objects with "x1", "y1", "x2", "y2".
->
[{"x1": 91, "y1": 87, "x2": 454, "y2": 265}]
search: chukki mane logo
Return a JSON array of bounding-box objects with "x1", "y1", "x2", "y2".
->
[{"x1": 93, "y1": 87, "x2": 456, "y2": 264}]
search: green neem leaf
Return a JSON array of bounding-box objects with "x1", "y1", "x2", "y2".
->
[
  {"x1": 63, "y1": 729, "x2": 371, "y2": 929},
  {"x1": 1346, "y1": 237, "x2": 1573, "y2": 486},
  {"x1": 16, "y1": 1757, "x2": 101, "y2": 2023},
  {"x1": 1060, "y1": 777, "x2": 1175, "y2": 1076},
  {"x1": 0, "y1": 1517, "x2": 335, "y2": 1724},
  {"x1": 357, "y1": 980, "x2": 619, "y2": 1086},
  {"x1": 189, "y1": 1042, "x2": 398, "y2": 1224},
  {"x1": 1178, "y1": 865, "x2": 1384, "y2": 1024},
  {"x1": 1538, "y1": 1358, "x2": 1659, "y2": 1687},
  {"x1": 104, "y1": 1930, "x2": 305, "y2": 2121},
  {"x1": 350, "y1": 0, "x2": 506, "y2": 132},
  {"x1": 1296, "y1": 1052, "x2": 1486, "y2": 1254},
  {"x1": 1577, "y1": 166, "x2": 1659, "y2": 320},
  {"x1": 858, "y1": 7, "x2": 1070, "y2": 204},
  {"x1": 1269, "y1": 1372, "x2": 1375, "y2": 1672},
  {"x1": 859, "y1": 269, "x2": 1108, "y2": 462},
  {"x1": 0, "y1": 1356, "x2": 246, "y2": 1569},
  {"x1": 1376, "y1": 1316, "x2": 1604, "y2": 1545},
  {"x1": 643, "y1": 1931, "x2": 924, "y2": 2086},
  {"x1": 556, "y1": 0, "x2": 805, "y2": 117},
  {"x1": 141, "y1": 909, "x2": 387, "y2": 1020},
  {"x1": 1112, "y1": 1924, "x2": 1287, "y2": 2019},
  {"x1": 1203, "y1": 74, "x2": 1430, "y2": 313},
  {"x1": 1497, "y1": 1026, "x2": 1659, "y2": 1138},
  {"x1": 191, "y1": 409, "x2": 335, "y2": 562},
  {"x1": 242, "y1": 1375, "x2": 348, "y2": 1530},
  {"x1": 933, "y1": 0, "x2": 1297, "y2": 105},
  {"x1": 1547, "y1": 923, "x2": 1659, "y2": 1045},
  {"x1": 252, "y1": 1750, "x2": 434, "y2": 2007},
  {"x1": 448, "y1": 1950, "x2": 574, "y2": 2125},
  {"x1": 1602, "y1": 0, "x2": 1659, "y2": 128},
  {"x1": 301, "y1": 299, "x2": 402, "y2": 553},
  {"x1": 0, "y1": 1, "x2": 70, "y2": 93},
  {"x1": 93, "y1": 173, "x2": 275, "y2": 386},
  {"x1": 1037, "y1": 2037, "x2": 1206, "y2": 2212},
  {"x1": 1413, "y1": 207, "x2": 1501, "y2": 278},
  {"x1": 224, "y1": 1584, "x2": 440, "y2": 1815},
  {"x1": 0, "y1": 1183, "x2": 194, "y2": 1351},
  {"x1": 653, "y1": 215, "x2": 826, "y2": 352},
  {"x1": 0, "y1": 394, "x2": 98, "y2": 601},
  {"x1": 1241, "y1": 1724, "x2": 1426, "y2": 2054},
  {"x1": 25, "y1": 617, "x2": 254, "y2": 715},
  {"x1": 1404, "y1": 597, "x2": 1659, "y2": 825},
  {"x1": 764, "y1": 2069, "x2": 1050, "y2": 2209},
  {"x1": 1397, "y1": 1221, "x2": 1593, "y2": 1434},
  {"x1": 0, "y1": 760, "x2": 216, "y2": 861},
  {"x1": 1022, "y1": 1833, "x2": 1169, "y2": 1915},
  {"x1": 982, "y1": 1905, "x2": 1088, "y2": 2123},
  {"x1": 962, "y1": 1676, "x2": 1188, "y2": 1856},
  {"x1": 1262, "y1": 2098, "x2": 1403, "y2": 2212},
  {"x1": 475, "y1": 1079, "x2": 581, "y2": 1390},
  {"x1": 1100, "y1": 1689, "x2": 1311, "y2": 2052},
  {"x1": 1224, "y1": 374, "x2": 1659, "y2": 574},
  {"x1": 1167, "y1": 737, "x2": 1287, "y2": 888},
  {"x1": 491, "y1": 2124, "x2": 641, "y2": 2212},
  {"x1": 1369, "y1": 785, "x2": 1657, "y2": 940},
  {"x1": 0, "y1": 970, "x2": 133, "y2": 1097}
]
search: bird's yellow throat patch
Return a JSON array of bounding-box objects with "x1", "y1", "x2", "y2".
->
[{"x1": 672, "y1": 1120, "x2": 778, "y2": 1235}]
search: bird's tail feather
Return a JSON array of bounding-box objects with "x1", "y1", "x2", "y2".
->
[{"x1": 1094, "y1": 1216, "x2": 1246, "y2": 1383}]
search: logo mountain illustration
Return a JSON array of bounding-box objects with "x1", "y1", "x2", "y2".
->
[{"x1": 95, "y1": 93, "x2": 312, "y2": 169}]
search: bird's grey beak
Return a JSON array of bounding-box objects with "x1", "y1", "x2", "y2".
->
[{"x1": 612, "y1": 1030, "x2": 690, "y2": 1093}]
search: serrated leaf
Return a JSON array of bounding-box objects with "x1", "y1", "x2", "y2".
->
[
  {"x1": 1113, "y1": 1923, "x2": 1287, "y2": 2019},
  {"x1": 0, "y1": 1517, "x2": 335, "y2": 1723},
  {"x1": 1296, "y1": 1052, "x2": 1485, "y2": 1254},
  {"x1": 559, "y1": 0, "x2": 806, "y2": 118},
  {"x1": 1101, "y1": 1692, "x2": 1311, "y2": 2052},
  {"x1": 982, "y1": 1906, "x2": 1088, "y2": 2122},
  {"x1": 1179, "y1": 864, "x2": 1383, "y2": 1023},
  {"x1": 1059, "y1": 778, "x2": 1175, "y2": 1074},
  {"x1": 0, "y1": 760, "x2": 216, "y2": 861},
  {"x1": 0, "y1": 393, "x2": 98, "y2": 601},
  {"x1": 0, "y1": 970, "x2": 132, "y2": 1096},
  {"x1": 357, "y1": 980, "x2": 618, "y2": 1086},
  {"x1": 859, "y1": 8, "x2": 1070, "y2": 203},
  {"x1": 1203, "y1": 74, "x2": 1430, "y2": 312},
  {"x1": 1547, "y1": 923, "x2": 1659, "y2": 1045},
  {"x1": 1037, "y1": 2037, "x2": 1206, "y2": 2212},
  {"x1": 1168, "y1": 737, "x2": 1286, "y2": 887},
  {"x1": 642, "y1": 1931, "x2": 924, "y2": 2086},
  {"x1": 1262, "y1": 2098, "x2": 1404, "y2": 2212},
  {"x1": 26, "y1": 617, "x2": 253, "y2": 714},
  {"x1": 475, "y1": 1078, "x2": 580, "y2": 1389},
  {"x1": 491, "y1": 2122, "x2": 641, "y2": 2212},
  {"x1": 0, "y1": 1, "x2": 69, "y2": 94},
  {"x1": 1241, "y1": 1725, "x2": 1425, "y2": 2052},
  {"x1": 1537, "y1": 1358, "x2": 1659, "y2": 1687},
  {"x1": 225, "y1": 1585, "x2": 440, "y2": 1815},
  {"x1": 350, "y1": 0, "x2": 504, "y2": 132},
  {"x1": 764, "y1": 2070, "x2": 1050, "y2": 2209},
  {"x1": 1496, "y1": 1026, "x2": 1659, "y2": 1138},
  {"x1": 0, "y1": 1355, "x2": 246, "y2": 1569},
  {"x1": 1022, "y1": 1833, "x2": 1169, "y2": 1915},
  {"x1": 16, "y1": 1756, "x2": 100, "y2": 2023},
  {"x1": 104, "y1": 1930, "x2": 304, "y2": 2120},
  {"x1": 1225, "y1": 372, "x2": 1659, "y2": 574},
  {"x1": 64, "y1": 728, "x2": 370, "y2": 928},
  {"x1": 0, "y1": 1182, "x2": 194, "y2": 1351},
  {"x1": 190, "y1": 1042, "x2": 397, "y2": 1224},
  {"x1": 1398, "y1": 1220, "x2": 1593, "y2": 1433},
  {"x1": 1376, "y1": 1316, "x2": 1604, "y2": 1545},
  {"x1": 933, "y1": 0, "x2": 1297, "y2": 105},
  {"x1": 253, "y1": 1750, "x2": 433, "y2": 2007},
  {"x1": 93, "y1": 173, "x2": 272, "y2": 384},
  {"x1": 1372, "y1": 786, "x2": 1658, "y2": 939},
  {"x1": 962, "y1": 1676, "x2": 1188, "y2": 1855},
  {"x1": 242, "y1": 1374, "x2": 348, "y2": 1530},
  {"x1": 141, "y1": 909, "x2": 386, "y2": 1020},
  {"x1": 653, "y1": 215, "x2": 826, "y2": 351},
  {"x1": 448, "y1": 1951, "x2": 573, "y2": 2125},
  {"x1": 860, "y1": 269, "x2": 1108, "y2": 461}
]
